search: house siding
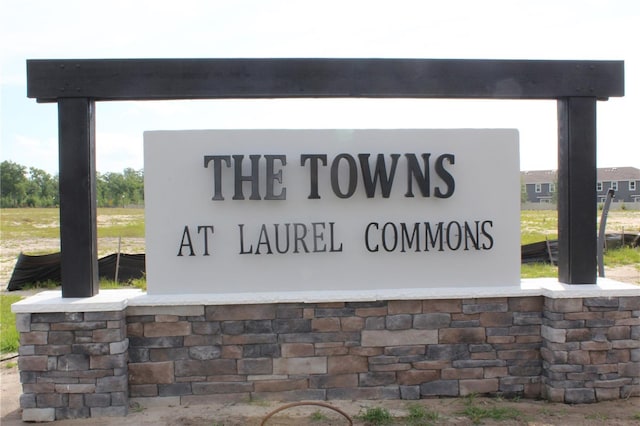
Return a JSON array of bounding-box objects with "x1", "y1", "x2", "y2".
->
[
  {"x1": 597, "y1": 179, "x2": 640, "y2": 203},
  {"x1": 522, "y1": 168, "x2": 640, "y2": 204}
]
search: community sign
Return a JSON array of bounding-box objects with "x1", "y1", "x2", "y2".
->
[{"x1": 144, "y1": 129, "x2": 520, "y2": 295}]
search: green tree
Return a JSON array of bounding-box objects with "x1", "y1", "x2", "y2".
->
[
  {"x1": 1, "y1": 161, "x2": 28, "y2": 207},
  {"x1": 520, "y1": 177, "x2": 528, "y2": 204},
  {"x1": 1, "y1": 161, "x2": 144, "y2": 208},
  {"x1": 96, "y1": 168, "x2": 144, "y2": 207},
  {"x1": 122, "y1": 168, "x2": 144, "y2": 205},
  {"x1": 25, "y1": 167, "x2": 58, "y2": 207}
]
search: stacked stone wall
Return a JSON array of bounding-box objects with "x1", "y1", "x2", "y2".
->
[
  {"x1": 16, "y1": 310, "x2": 128, "y2": 421},
  {"x1": 14, "y1": 294, "x2": 639, "y2": 420},
  {"x1": 542, "y1": 296, "x2": 640, "y2": 403},
  {"x1": 126, "y1": 297, "x2": 546, "y2": 404}
]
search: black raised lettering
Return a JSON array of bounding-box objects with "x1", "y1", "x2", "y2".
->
[
  {"x1": 481, "y1": 220, "x2": 494, "y2": 250},
  {"x1": 204, "y1": 155, "x2": 231, "y2": 200},
  {"x1": 232, "y1": 154, "x2": 261, "y2": 200},
  {"x1": 358, "y1": 153, "x2": 400, "y2": 198},
  {"x1": 464, "y1": 221, "x2": 480, "y2": 251},
  {"x1": 382, "y1": 222, "x2": 398, "y2": 252},
  {"x1": 238, "y1": 224, "x2": 253, "y2": 254},
  {"x1": 434, "y1": 154, "x2": 455, "y2": 198},
  {"x1": 405, "y1": 153, "x2": 431, "y2": 197},
  {"x1": 401, "y1": 222, "x2": 421, "y2": 252},
  {"x1": 177, "y1": 226, "x2": 195, "y2": 256},
  {"x1": 301, "y1": 154, "x2": 327, "y2": 199},
  {"x1": 330, "y1": 154, "x2": 357, "y2": 198},
  {"x1": 197, "y1": 225, "x2": 215, "y2": 256},
  {"x1": 293, "y1": 223, "x2": 310, "y2": 253},
  {"x1": 255, "y1": 224, "x2": 273, "y2": 254},
  {"x1": 365, "y1": 222, "x2": 379, "y2": 252},
  {"x1": 446, "y1": 221, "x2": 462, "y2": 250},
  {"x1": 265, "y1": 155, "x2": 287, "y2": 200},
  {"x1": 424, "y1": 222, "x2": 444, "y2": 252}
]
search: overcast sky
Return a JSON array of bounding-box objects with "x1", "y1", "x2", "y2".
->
[{"x1": 1, "y1": 0, "x2": 638, "y2": 175}]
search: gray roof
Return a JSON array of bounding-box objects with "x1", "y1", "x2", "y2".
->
[
  {"x1": 596, "y1": 167, "x2": 640, "y2": 181},
  {"x1": 521, "y1": 167, "x2": 640, "y2": 184},
  {"x1": 521, "y1": 169, "x2": 556, "y2": 184}
]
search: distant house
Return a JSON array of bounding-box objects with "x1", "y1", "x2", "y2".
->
[
  {"x1": 521, "y1": 170, "x2": 557, "y2": 204},
  {"x1": 521, "y1": 167, "x2": 640, "y2": 204}
]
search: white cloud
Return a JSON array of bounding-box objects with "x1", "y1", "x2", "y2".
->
[
  {"x1": 1, "y1": 134, "x2": 59, "y2": 174},
  {"x1": 96, "y1": 132, "x2": 144, "y2": 174}
]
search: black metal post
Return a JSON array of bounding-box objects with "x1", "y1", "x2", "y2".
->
[
  {"x1": 58, "y1": 98, "x2": 99, "y2": 297},
  {"x1": 557, "y1": 97, "x2": 598, "y2": 284}
]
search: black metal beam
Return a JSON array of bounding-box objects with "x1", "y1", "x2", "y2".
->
[
  {"x1": 557, "y1": 97, "x2": 598, "y2": 284},
  {"x1": 58, "y1": 98, "x2": 99, "y2": 297},
  {"x1": 27, "y1": 58, "x2": 624, "y2": 102}
]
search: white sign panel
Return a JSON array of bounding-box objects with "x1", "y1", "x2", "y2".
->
[{"x1": 144, "y1": 129, "x2": 520, "y2": 295}]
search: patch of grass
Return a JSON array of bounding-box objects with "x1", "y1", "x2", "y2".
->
[
  {"x1": 19, "y1": 280, "x2": 61, "y2": 290},
  {"x1": 310, "y1": 410, "x2": 329, "y2": 422},
  {"x1": 0, "y1": 208, "x2": 60, "y2": 240},
  {"x1": 1, "y1": 294, "x2": 24, "y2": 354},
  {"x1": 463, "y1": 393, "x2": 478, "y2": 406},
  {"x1": 604, "y1": 246, "x2": 640, "y2": 267},
  {"x1": 96, "y1": 211, "x2": 145, "y2": 238},
  {"x1": 461, "y1": 405, "x2": 522, "y2": 424},
  {"x1": 129, "y1": 401, "x2": 145, "y2": 413},
  {"x1": 99, "y1": 277, "x2": 146, "y2": 291},
  {"x1": 520, "y1": 210, "x2": 558, "y2": 245},
  {"x1": 405, "y1": 403, "x2": 440, "y2": 425},
  {"x1": 247, "y1": 397, "x2": 270, "y2": 407},
  {"x1": 0, "y1": 207, "x2": 145, "y2": 241},
  {"x1": 632, "y1": 412, "x2": 640, "y2": 421},
  {"x1": 585, "y1": 412, "x2": 609, "y2": 421},
  {"x1": 19, "y1": 278, "x2": 147, "y2": 292},
  {"x1": 521, "y1": 263, "x2": 558, "y2": 278},
  {"x1": 99, "y1": 208, "x2": 144, "y2": 237},
  {"x1": 3, "y1": 361, "x2": 17, "y2": 368},
  {"x1": 356, "y1": 406, "x2": 393, "y2": 425},
  {"x1": 539, "y1": 406, "x2": 567, "y2": 418},
  {"x1": 539, "y1": 407, "x2": 552, "y2": 416}
]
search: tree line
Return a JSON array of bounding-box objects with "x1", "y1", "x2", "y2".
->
[{"x1": 0, "y1": 160, "x2": 144, "y2": 208}]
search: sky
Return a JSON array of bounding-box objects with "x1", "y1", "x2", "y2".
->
[{"x1": 1, "y1": 0, "x2": 638, "y2": 175}]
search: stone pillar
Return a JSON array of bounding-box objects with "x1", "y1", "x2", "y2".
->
[
  {"x1": 13, "y1": 290, "x2": 134, "y2": 421},
  {"x1": 541, "y1": 296, "x2": 640, "y2": 403}
]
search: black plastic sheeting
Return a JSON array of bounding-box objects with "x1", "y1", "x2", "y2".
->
[
  {"x1": 520, "y1": 232, "x2": 639, "y2": 266},
  {"x1": 6, "y1": 253, "x2": 145, "y2": 291},
  {"x1": 604, "y1": 232, "x2": 640, "y2": 250},
  {"x1": 521, "y1": 240, "x2": 558, "y2": 265}
]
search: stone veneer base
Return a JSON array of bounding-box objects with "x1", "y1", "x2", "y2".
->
[{"x1": 12, "y1": 280, "x2": 640, "y2": 421}]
